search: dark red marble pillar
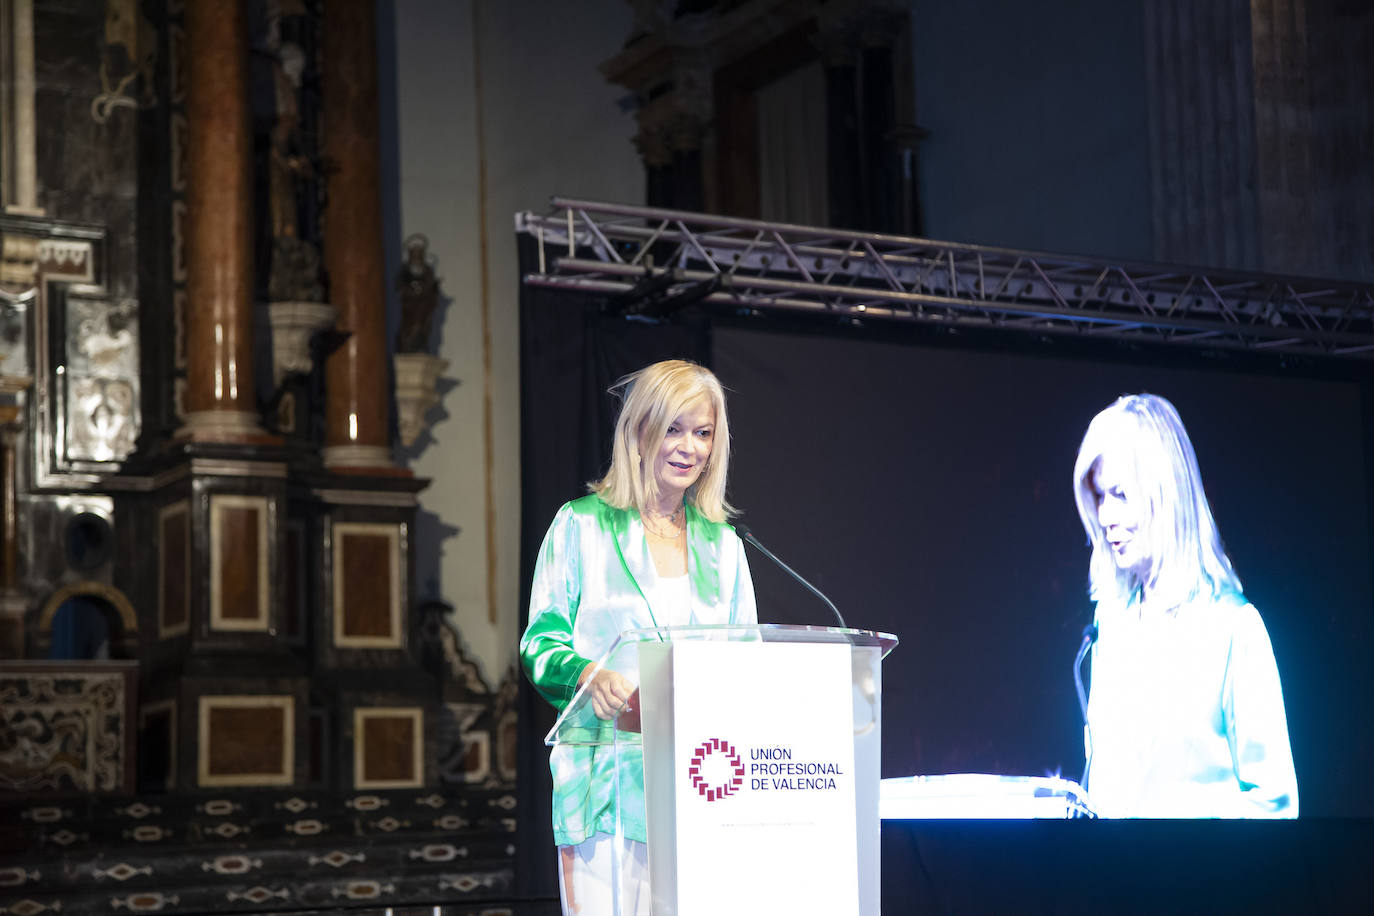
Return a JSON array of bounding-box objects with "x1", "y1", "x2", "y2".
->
[
  {"x1": 179, "y1": 0, "x2": 264, "y2": 441},
  {"x1": 321, "y1": 0, "x2": 395, "y2": 471}
]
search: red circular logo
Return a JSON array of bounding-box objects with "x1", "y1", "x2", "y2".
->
[{"x1": 687, "y1": 738, "x2": 744, "y2": 802}]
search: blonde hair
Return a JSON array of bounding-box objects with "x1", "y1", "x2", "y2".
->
[
  {"x1": 590, "y1": 360, "x2": 735, "y2": 523},
  {"x1": 1072, "y1": 394, "x2": 1241, "y2": 609}
]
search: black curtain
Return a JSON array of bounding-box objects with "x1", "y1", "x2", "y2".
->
[{"x1": 513, "y1": 236, "x2": 709, "y2": 901}]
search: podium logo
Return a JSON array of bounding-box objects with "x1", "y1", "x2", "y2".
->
[{"x1": 687, "y1": 738, "x2": 744, "y2": 802}]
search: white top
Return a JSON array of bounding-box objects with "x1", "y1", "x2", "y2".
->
[
  {"x1": 1085, "y1": 592, "x2": 1298, "y2": 818},
  {"x1": 645, "y1": 573, "x2": 693, "y2": 627}
]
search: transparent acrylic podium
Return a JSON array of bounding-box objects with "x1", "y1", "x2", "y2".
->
[{"x1": 545, "y1": 624, "x2": 897, "y2": 916}]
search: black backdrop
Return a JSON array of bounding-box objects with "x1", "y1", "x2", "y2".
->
[
  {"x1": 515, "y1": 250, "x2": 1374, "y2": 909},
  {"x1": 514, "y1": 252, "x2": 709, "y2": 901}
]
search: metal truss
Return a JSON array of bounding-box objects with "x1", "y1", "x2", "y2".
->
[{"x1": 517, "y1": 197, "x2": 1374, "y2": 361}]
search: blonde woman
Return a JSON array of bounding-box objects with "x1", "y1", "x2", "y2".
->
[
  {"x1": 520, "y1": 359, "x2": 757, "y2": 914},
  {"x1": 1073, "y1": 393, "x2": 1298, "y2": 818}
]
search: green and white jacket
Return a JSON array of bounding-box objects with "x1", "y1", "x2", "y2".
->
[{"x1": 519, "y1": 493, "x2": 757, "y2": 846}]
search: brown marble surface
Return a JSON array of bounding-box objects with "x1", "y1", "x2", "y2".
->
[
  {"x1": 183, "y1": 0, "x2": 256, "y2": 420},
  {"x1": 321, "y1": 0, "x2": 390, "y2": 458}
]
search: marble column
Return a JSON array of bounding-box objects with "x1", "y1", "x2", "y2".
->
[
  {"x1": 321, "y1": 0, "x2": 393, "y2": 470},
  {"x1": 179, "y1": 0, "x2": 265, "y2": 440},
  {"x1": 3, "y1": 0, "x2": 43, "y2": 216}
]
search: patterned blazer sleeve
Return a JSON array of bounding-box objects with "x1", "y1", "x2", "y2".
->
[{"x1": 519, "y1": 504, "x2": 591, "y2": 710}]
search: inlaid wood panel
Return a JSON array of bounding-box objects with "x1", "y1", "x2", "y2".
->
[
  {"x1": 209, "y1": 494, "x2": 269, "y2": 630},
  {"x1": 197, "y1": 695, "x2": 293, "y2": 787},
  {"x1": 157, "y1": 501, "x2": 190, "y2": 638},
  {"x1": 332, "y1": 522, "x2": 401, "y2": 648},
  {"x1": 353, "y1": 707, "x2": 422, "y2": 789}
]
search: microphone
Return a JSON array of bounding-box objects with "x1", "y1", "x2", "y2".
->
[
  {"x1": 734, "y1": 523, "x2": 848, "y2": 630},
  {"x1": 1074, "y1": 622, "x2": 1098, "y2": 788},
  {"x1": 736, "y1": 523, "x2": 877, "y2": 732},
  {"x1": 1073, "y1": 623, "x2": 1098, "y2": 723}
]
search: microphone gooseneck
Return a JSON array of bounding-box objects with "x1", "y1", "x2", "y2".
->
[
  {"x1": 736, "y1": 523, "x2": 877, "y2": 732},
  {"x1": 734, "y1": 523, "x2": 848, "y2": 630},
  {"x1": 1074, "y1": 623, "x2": 1098, "y2": 722},
  {"x1": 1075, "y1": 622, "x2": 1098, "y2": 787}
]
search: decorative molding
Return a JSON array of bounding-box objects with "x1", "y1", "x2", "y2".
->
[
  {"x1": 36, "y1": 580, "x2": 138, "y2": 634},
  {"x1": 392, "y1": 352, "x2": 448, "y2": 447},
  {"x1": 321, "y1": 443, "x2": 394, "y2": 470},
  {"x1": 176, "y1": 408, "x2": 265, "y2": 442},
  {"x1": 36, "y1": 238, "x2": 93, "y2": 281},
  {"x1": 267, "y1": 300, "x2": 336, "y2": 387},
  {"x1": 197, "y1": 695, "x2": 294, "y2": 788},
  {"x1": 208, "y1": 494, "x2": 271, "y2": 632},
  {"x1": 311, "y1": 488, "x2": 418, "y2": 508},
  {"x1": 353, "y1": 707, "x2": 423, "y2": 790}
]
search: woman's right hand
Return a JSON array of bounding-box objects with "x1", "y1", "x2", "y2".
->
[{"x1": 578, "y1": 665, "x2": 636, "y2": 720}]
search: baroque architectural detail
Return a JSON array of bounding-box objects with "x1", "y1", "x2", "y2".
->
[
  {"x1": 267, "y1": 301, "x2": 336, "y2": 387},
  {"x1": 0, "y1": 668, "x2": 131, "y2": 793},
  {"x1": 393, "y1": 353, "x2": 448, "y2": 448}
]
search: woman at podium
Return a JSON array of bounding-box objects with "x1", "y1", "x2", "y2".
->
[
  {"x1": 1073, "y1": 393, "x2": 1298, "y2": 818},
  {"x1": 521, "y1": 359, "x2": 758, "y2": 914}
]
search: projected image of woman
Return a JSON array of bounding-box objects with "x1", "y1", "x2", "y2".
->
[
  {"x1": 1073, "y1": 394, "x2": 1298, "y2": 818},
  {"x1": 520, "y1": 360, "x2": 757, "y2": 914}
]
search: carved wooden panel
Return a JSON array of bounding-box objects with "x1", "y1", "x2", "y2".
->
[
  {"x1": 332, "y1": 522, "x2": 401, "y2": 649},
  {"x1": 353, "y1": 707, "x2": 422, "y2": 789},
  {"x1": 157, "y1": 500, "x2": 189, "y2": 638},
  {"x1": 209, "y1": 494, "x2": 269, "y2": 631},
  {"x1": 0, "y1": 661, "x2": 137, "y2": 794},
  {"x1": 197, "y1": 695, "x2": 293, "y2": 787}
]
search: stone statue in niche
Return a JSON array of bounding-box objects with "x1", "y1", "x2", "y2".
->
[
  {"x1": 395, "y1": 234, "x2": 440, "y2": 353},
  {"x1": 266, "y1": 23, "x2": 323, "y2": 303}
]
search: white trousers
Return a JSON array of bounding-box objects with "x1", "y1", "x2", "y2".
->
[{"x1": 557, "y1": 834, "x2": 650, "y2": 916}]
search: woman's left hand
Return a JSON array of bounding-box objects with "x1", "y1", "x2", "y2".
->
[{"x1": 578, "y1": 665, "x2": 636, "y2": 720}]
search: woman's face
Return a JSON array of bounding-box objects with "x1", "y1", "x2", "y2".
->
[
  {"x1": 1090, "y1": 452, "x2": 1153, "y2": 581},
  {"x1": 648, "y1": 397, "x2": 715, "y2": 505}
]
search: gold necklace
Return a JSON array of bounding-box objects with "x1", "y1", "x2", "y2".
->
[{"x1": 641, "y1": 505, "x2": 684, "y2": 540}]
